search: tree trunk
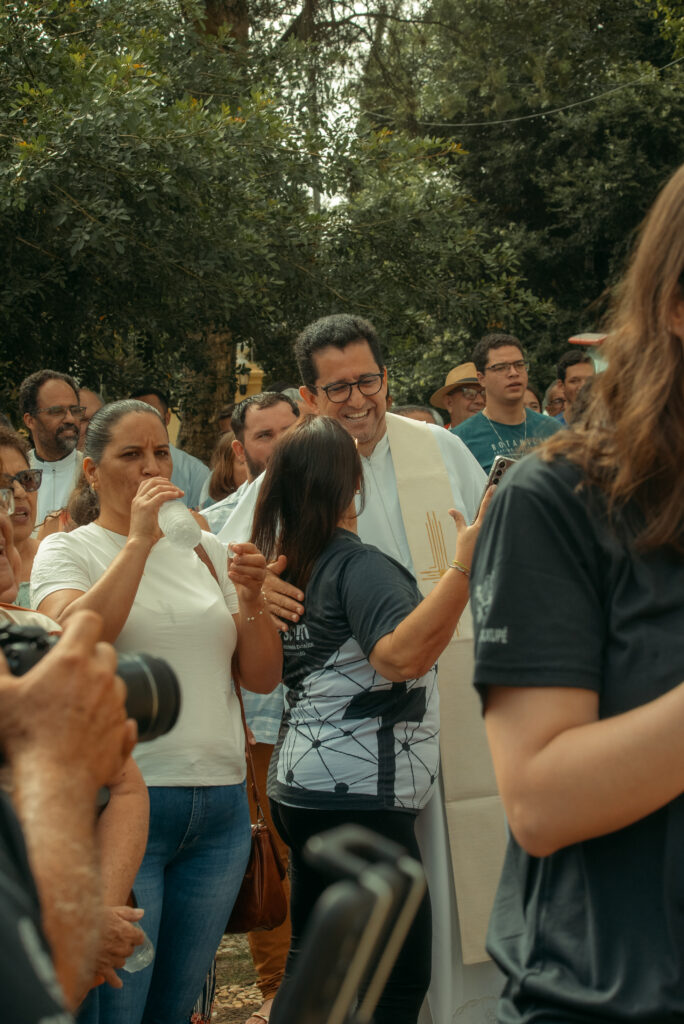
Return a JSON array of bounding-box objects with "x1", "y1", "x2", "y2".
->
[
  {"x1": 202, "y1": 0, "x2": 249, "y2": 43},
  {"x1": 177, "y1": 329, "x2": 234, "y2": 464}
]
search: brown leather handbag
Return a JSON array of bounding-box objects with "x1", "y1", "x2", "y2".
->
[
  {"x1": 225, "y1": 675, "x2": 288, "y2": 933},
  {"x1": 193, "y1": 543, "x2": 288, "y2": 934}
]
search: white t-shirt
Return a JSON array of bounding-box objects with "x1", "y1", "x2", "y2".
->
[{"x1": 30, "y1": 525, "x2": 243, "y2": 787}]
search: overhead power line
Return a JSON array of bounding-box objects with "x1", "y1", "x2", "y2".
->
[{"x1": 366, "y1": 54, "x2": 684, "y2": 131}]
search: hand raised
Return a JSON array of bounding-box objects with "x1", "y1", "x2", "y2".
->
[
  {"x1": 228, "y1": 542, "x2": 268, "y2": 606},
  {"x1": 263, "y1": 556, "x2": 305, "y2": 632},
  {"x1": 448, "y1": 485, "x2": 496, "y2": 574}
]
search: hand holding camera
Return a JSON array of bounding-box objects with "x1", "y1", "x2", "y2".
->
[{"x1": 0, "y1": 611, "x2": 136, "y2": 794}]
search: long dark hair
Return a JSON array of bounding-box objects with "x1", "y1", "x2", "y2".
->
[
  {"x1": 541, "y1": 162, "x2": 684, "y2": 553},
  {"x1": 251, "y1": 416, "x2": 363, "y2": 591}
]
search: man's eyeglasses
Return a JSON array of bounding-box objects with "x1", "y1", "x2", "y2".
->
[
  {"x1": 0, "y1": 469, "x2": 43, "y2": 493},
  {"x1": 546, "y1": 398, "x2": 566, "y2": 410},
  {"x1": 449, "y1": 386, "x2": 484, "y2": 400},
  {"x1": 314, "y1": 373, "x2": 384, "y2": 404},
  {"x1": 34, "y1": 405, "x2": 86, "y2": 420},
  {"x1": 485, "y1": 360, "x2": 528, "y2": 375},
  {"x1": 0, "y1": 488, "x2": 15, "y2": 516}
]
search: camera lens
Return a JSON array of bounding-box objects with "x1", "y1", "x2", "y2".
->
[
  {"x1": 0, "y1": 625, "x2": 181, "y2": 743},
  {"x1": 116, "y1": 653, "x2": 181, "y2": 742}
]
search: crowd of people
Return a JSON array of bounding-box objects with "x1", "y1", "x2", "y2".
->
[{"x1": 0, "y1": 161, "x2": 683, "y2": 1024}]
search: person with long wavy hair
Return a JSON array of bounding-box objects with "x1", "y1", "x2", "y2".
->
[
  {"x1": 251, "y1": 415, "x2": 491, "y2": 1024},
  {"x1": 470, "y1": 164, "x2": 684, "y2": 1023}
]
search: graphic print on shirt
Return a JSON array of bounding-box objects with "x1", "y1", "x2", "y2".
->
[
  {"x1": 273, "y1": 633, "x2": 439, "y2": 811},
  {"x1": 343, "y1": 679, "x2": 427, "y2": 803}
]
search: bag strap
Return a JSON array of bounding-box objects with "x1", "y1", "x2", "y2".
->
[
  {"x1": 194, "y1": 542, "x2": 269, "y2": 825},
  {"x1": 232, "y1": 657, "x2": 269, "y2": 825}
]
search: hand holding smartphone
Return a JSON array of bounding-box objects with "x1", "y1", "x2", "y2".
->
[{"x1": 477, "y1": 456, "x2": 517, "y2": 513}]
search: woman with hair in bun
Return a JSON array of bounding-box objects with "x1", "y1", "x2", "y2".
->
[{"x1": 31, "y1": 399, "x2": 282, "y2": 1024}]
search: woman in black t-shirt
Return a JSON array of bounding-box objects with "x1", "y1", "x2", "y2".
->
[
  {"x1": 472, "y1": 164, "x2": 684, "y2": 1023},
  {"x1": 251, "y1": 415, "x2": 490, "y2": 1024}
]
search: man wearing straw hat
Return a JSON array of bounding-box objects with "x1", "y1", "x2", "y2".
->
[{"x1": 430, "y1": 363, "x2": 485, "y2": 429}]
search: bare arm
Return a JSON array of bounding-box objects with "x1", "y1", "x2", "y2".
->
[
  {"x1": 484, "y1": 682, "x2": 684, "y2": 858},
  {"x1": 36, "y1": 477, "x2": 182, "y2": 642},
  {"x1": 89, "y1": 758, "x2": 149, "y2": 989},
  {"x1": 368, "y1": 560, "x2": 469, "y2": 681},
  {"x1": 369, "y1": 496, "x2": 492, "y2": 681},
  {"x1": 229, "y1": 543, "x2": 282, "y2": 694},
  {"x1": 97, "y1": 758, "x2": 148, "y2": 907},
  {"x1": 1, "y1": 611, "x2": 137, "y2": 1009},
  {"x1": 38, "y1": 538, "x2": 153, "y2": 641}
]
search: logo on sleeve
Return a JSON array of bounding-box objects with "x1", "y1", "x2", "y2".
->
[
  {"x1": 473, "y1": 571, "x2": 508, "y2": 643},
  {"x1": 472, "y1": 571, "x2": 494, "y2": 624}
]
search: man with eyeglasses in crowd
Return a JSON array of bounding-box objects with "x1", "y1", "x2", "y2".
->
[
  {"x1": 450, "y1": 333, "x2": 561, "y2": 473},
  {"x1": 18, "y1": 370, "x2": 85, "y2": 529},
  {"x1": 543, "y1": 380, "x2": 566, "y2": 419},
  {"x1": 429, "y1": 362, "x2": 485, "y2": 429}
]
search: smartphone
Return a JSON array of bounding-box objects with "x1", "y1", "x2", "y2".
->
[{"x1": 478, "y1": 455, "x2": 516, "y2": 511}]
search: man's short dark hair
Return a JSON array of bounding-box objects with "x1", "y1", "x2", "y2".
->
[
  {"x1": 471, "y1": 333, "x2": 524, "y2": 374},
  {"x1": 557, "y1": 350, "x2": 594, "y2": 382},
  {"x1": 18, "y1": 369, "x2": 80, "y2": 418},
  {"x1": 294, "y1": 315, "x2": 385, "y2": 389},
  {"x1": 129, "y1": 385, "x2": 171, "y2": 415},
  {"x1": 231, "y1": 392, "x2": 299, "y2": 443}
]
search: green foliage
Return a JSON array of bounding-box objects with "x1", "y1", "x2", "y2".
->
[
  {"x1": 0, "y1": 0, "x2": 318, "y2": 413},
  {"x1": 357, "y1": 0, "x2": 684, "y2": 385},
  {"x1": 314, "y1": 128, "x2": 552, "y2": 403},
  {"x1": 0, "y1": 0, "x2": 554, "y2": 426}
]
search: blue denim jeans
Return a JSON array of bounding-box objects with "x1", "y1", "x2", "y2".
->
[{"x1": 79, "y1": 783, "x2": 251, "y2": 1024}]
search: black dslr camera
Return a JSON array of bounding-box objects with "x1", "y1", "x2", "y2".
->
[{"x1": 0, "y1": 623, "x2": 181, "y2": 742}]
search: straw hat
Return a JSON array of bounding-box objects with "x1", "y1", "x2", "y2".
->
[{"x1": 430, "y1": 362, "x2": 480, "y2": 409}]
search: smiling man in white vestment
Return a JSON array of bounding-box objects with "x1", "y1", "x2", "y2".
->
[{"x1": 219, "y1": 314, "x2": 507, "y2": 1024}]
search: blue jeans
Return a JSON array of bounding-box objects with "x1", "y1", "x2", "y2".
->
[{"x1": 79, "y1": 784, "x2": 251, "y2": 1024}]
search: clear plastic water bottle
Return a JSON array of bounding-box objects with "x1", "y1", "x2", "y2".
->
[
  {"x1": 157, "y1": 499, "x2": 201, "y2": 549},
  {"x1": 123, "y1": 925, "x2": 155, "y2": 973}
]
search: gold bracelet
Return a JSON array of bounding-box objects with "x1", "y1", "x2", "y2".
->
[{"x1": 449, "y1": 559, "x2": 471, "y2": 577}]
